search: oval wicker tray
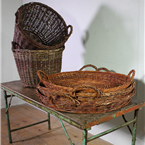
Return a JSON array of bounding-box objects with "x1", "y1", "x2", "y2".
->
[{"x1": 36, "y1": 64, "x2": 136, "y2": 114}]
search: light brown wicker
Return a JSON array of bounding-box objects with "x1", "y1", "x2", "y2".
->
[{"x1": 36, "y1": 64, "x2": 136, "y2": 114}]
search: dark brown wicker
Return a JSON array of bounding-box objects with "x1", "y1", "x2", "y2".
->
[
  {"x1": 12, "y1": 41, "x2": 64, "y2": 88},
  {"x1": 35, "y1": 64, "x2": 136, "y2": 114},
  {"x1": 13, "y1": 2, "x2": 73, "y2": 50}
]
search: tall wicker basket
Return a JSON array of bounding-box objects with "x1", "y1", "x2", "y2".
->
[{"x1": 12, "y1": 42, "x2": 64, "y2": 88}]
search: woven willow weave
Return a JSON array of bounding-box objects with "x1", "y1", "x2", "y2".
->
[
  {"x1": 13, "y1": 2, "x2": 73, "y2": 50},
  {"x1": 36, "y1": 64, "x2": 136, "y2": 114},
  {"x1": 12, "y1": 42, "x2": 64, "y2": 88}
]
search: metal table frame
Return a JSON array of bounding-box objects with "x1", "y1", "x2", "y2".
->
[{"x1": 1, "y1": 80, "x2": 145, "y2": 145}]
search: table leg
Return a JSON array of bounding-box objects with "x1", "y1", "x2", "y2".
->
[
  {"x1": 47, "y1": 113, "x2": 51, "y2": 130},
  {"x1": 4, "y1": 91, "x2": 12, "y2": 143},
  {"x1": 132, "y1": 109, "x2": 139, "y2": 145},
  {"x1": 59, "y1": 119, "x2": 74, "y2": 145},
  {"x1": 82, "y1": 129, "x2": 88, "y2": 145},
  {"x1": 122, "y1": 114, "x2": 132, "y2": 135}
]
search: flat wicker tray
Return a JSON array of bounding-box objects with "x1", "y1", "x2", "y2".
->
[{"x1": 36, "y1": 64, "x2": 136, "y2": 114}]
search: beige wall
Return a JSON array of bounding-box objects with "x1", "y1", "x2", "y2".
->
[
  {"x1": 1, "y1": 0, "x2": 24, "y2": 108},
  {"x1": 1, "y1": 0, "x2": 144, "y2": 144}
]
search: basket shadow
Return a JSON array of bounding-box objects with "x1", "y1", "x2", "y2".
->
[
  {"x1": 82, "y1": 4, "x2": 145, "y2": 143},
  {"x1": 12, "y1": 125, "x2": 70, "y2": 143},
  {"x1": 82, "y1": 5, "x2": 136, "y2": 72}
]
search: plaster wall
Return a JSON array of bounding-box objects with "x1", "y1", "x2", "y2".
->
[{"x1": 1, "y1": 0, "x2": 144, "y2": 144}]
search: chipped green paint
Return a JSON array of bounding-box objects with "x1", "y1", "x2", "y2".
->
[
  {"x1": 41, "y1": 106, "x2": 81, "y2": 128},
  {"x1": 59, "y1": 119, "x2": 74, "y2": 145},
  {"x1": 82, "y1": 129, "x2": 87, "y2": 145},
  {"x1": 1, "y1": 86, "x2": 23, "y2": 100},
  {"x1": 132, "y1": 109, "x2": 139, "y2": 145},
  {"x1": 3, "y1": 89, "x2": 51, "y2": 143},
  {"x1": 132, "y1": 122, "x2": 137, "y2": 145},
  {"x1": 87, "y1": 118, "x2": 137, "y2": 142},
  {"x1": 113, "y1": 114, "x2": 116, "y2": 118},
  {"x1": 1, "y1": 86, "x2": 81, "y2": 129},
  {"x1": 47, "y1": 113, "x2": 51, "y2": 130},
  {"x1": 11, "y1": 119, "x2": 49, "y2": 132},
  {"x1": 4, "y1": 90, "x2": 12, "y2": 143}
]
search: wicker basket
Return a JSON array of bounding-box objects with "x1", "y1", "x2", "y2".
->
[
  {"x1": 13, "y1": 2, "x2": 73, "y2": 50},
  {"x1": 36, "y1": 64, "x2": 136, "y2": 114},
  {"x1": 12, "y1": 41, "x2": 64, "y2": 88}
]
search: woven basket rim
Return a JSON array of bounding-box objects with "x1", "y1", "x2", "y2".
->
[
  {"x1": 17, "y1": 2, "x2": 66, "y2": 23},
  {"x1": 37, "y1": 65, "x2": 135, "y2": 92},
  {"x1": 11, "y1": 41, "x2": 65, "y2": 52},
  {"x1": 37, "y1": 64, "x2": 135, "y2": 93}
]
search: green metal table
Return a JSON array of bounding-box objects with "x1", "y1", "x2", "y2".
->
[{"x1": 1, "y1": 80, "x2": 145, "y2": 145}]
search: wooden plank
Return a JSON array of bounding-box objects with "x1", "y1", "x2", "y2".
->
[{"x1": 1, "y1": 134, "x2": 14, "y2": 145}]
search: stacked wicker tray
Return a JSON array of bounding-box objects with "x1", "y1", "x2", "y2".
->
[
  {"x1": 36, "y1": 64, "x2": 136, "y2": 114},
  {"x1": 12, "y1": 2, "x2": 72, "y2": 87}
]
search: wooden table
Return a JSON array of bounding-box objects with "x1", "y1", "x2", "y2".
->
[{"x1": 1, "y1": 80, "x2": 145, "y2": 145}]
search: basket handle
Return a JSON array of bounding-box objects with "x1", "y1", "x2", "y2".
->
[
  {"x1": 79, "y1": 64, "x2": 110, "y2": 72},
  {"x1": 97, "y1": 67, "x2": 110, "y2": 72},
  {"x1": 66, "y1": 25, "x2": 73, "y2": 39},
  {"x1": 127, "y1": 69, "x2": 135, "y2": 81},
  {"x1": 79, "y1": 64, "x2": 98, "y2": 71},
  {"x1": 37, "y1": 70, "x2": 49, "y2": 82},
  {"x1": 11, "y1": 41, "x2": 23, "y2": 51},
  {"x1": 15, "y1": 10, "x2": 20, "y2": 25},
  {"x1": 71, "y1": 85, "x2": 102, "y2": 98}
]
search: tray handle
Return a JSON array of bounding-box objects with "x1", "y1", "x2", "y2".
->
[
  {"x1": 37, "y1": 70, "x2": 49, "y2": 82},
  {"x1": 79, "y1": 64, "x2": 98, "y2": 71},
  {"x1": 71, "y1": 85, "x2": 102, "y2": 98},
  {"x1": 127, "y1": 69, "x2": 135, "y2": 81},
  {"x1": 79, "y1": 64, "x2": 110, "y2": 72},
  {"x1": 97, "y1": 67, "x2": 110, "y2": 72}
]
